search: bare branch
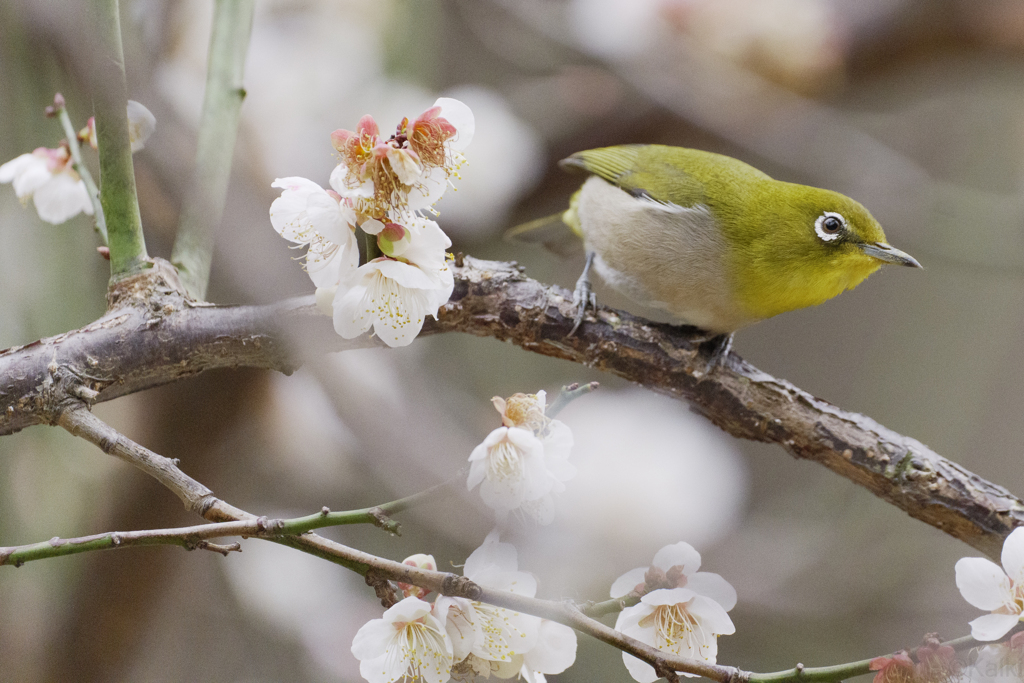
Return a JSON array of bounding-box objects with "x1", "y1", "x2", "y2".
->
[{"x1": 1, "y1": 257, "x2": 1020, "y2": 557}]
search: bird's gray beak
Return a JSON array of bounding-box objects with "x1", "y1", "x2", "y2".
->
[{"x1": 859, "y1": 241, "x2": 922, "y2": 268}]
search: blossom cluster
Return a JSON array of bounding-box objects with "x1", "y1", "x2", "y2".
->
[
  {"x1": 270, "y1": 98, "x2": 472, "y2": 347},
  {"x1": 467, "y1": 390, "x2": 576, "y2": 525},
  {"x1": 612, "y1": 542, "x2": 737, "y2": 681},
  {"x1": 351, "y1": 534, "x2": 577, "y2": 683}
]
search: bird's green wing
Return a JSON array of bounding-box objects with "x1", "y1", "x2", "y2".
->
[{"x1": 559, "y1": 145, "x2": 709, "y2": 208}]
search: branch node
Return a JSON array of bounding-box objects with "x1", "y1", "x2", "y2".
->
[
  {"x1": 440, "y1": 573, "x2": 482, "y2": 600},
  {"x1": 653, "y1": 659, "x2": 681, "y2": 683},
  {"x1": 321, "y1": 506, "x2": 331, "y2": 516},
  {"x1": 48, "y1": 536, "x2": 63, "y2": 547},
  {"x1": 198, "y1": 540, "x2": 242, "y2": 556},
  {"x1": 365, "y1": 568, "x2": 400, "y2": 608},
  {"x1": 368, "y1": 507, "x2": 401, "y2": 536}
]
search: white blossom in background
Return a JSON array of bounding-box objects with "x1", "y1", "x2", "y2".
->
[
  {"x1": 351, "y1": 596, "x2": 454, "y2": 683},
  {"x1": 467, "y1": 391, "x2": 576, "y2": 524},
  {"x1": 0, "y1": 146, "x2": 93, "y2": 224},
  {"x1": 269, "y1": 176, "x2": 360, "y2": 289},
  {"x1": 956, "y1": 527, "x2": 1024, "y2": 641},
  {"x1": 126, "y1": 100, "x2": 157, "y2": 152},
  {"x1": 612, "y1": 542, "x2": 737, "y2": 681},
  {"x1": 438, "y1": 532, "x2": 577, "y2": 679}
]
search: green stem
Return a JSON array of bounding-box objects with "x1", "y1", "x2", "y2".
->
[
  {"x1": 748, "y1": 627, "x2": 1024, "y2": 683},
  {"x1": 581, "y1": 595, "x2": 639, "y2": 618},
  {"x1": 0, "y1": 476, "x2": 462, "y2": 567},
  {"x1": 547, "y1": 381, "x2": 599, "y2": 418},
  {"x1": 55, "y1": 105, "x2": 107, "y2": 244},
  {"x1": 92, "y1": 0, "x2": 148, "y2": 276},
  {"x1": 170, "y1": 0, "x2": 256, "y2": 300}
]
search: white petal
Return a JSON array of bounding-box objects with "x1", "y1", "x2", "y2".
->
[
  {"x1": 405, "y1": 165, "x2": 448, "y2": 210},
  {"x1": 641, "y1": 587, "x2": 696, "y2": 607},
  {"x1": 126, "y1": 100, "x2": 156, "y2": 151},
  {"x1": 1002, "y1": 528, "x2": 1024, "y2": 584},
  {"x1": 495, "y1": 657, "x2": 526, "y2": 679},
  {"x1": 522, "y1": 621, "x2": 577, "y2": 674},
  {"x1": 686, "y1": 572, "x2": 737, "y2": 612},
  {"x1": 614, "y1": 602, "x2": 656, "y2": 642},
  {"x1": 522, "y1": 494, "x2": 555, "y2": 525},
  {"x1": 359, "y1": 651, "x2": 405, "y2": 683},
  {"x1": 333, "y1": 280, "x2": 373, "y2": 339},
  {"x1": 610, "y1": 567, "x2": 648, "y2": 598},
  {"x1": 315, "y1": 286, "x2": 337, "y2": 316},
  {"x1": 470, "y1": 604, "x2": 539, "y2": 662},
  {"x1": 621, "y1": 653, "x2": 659, "y2": 683},
  {"x1": 0, "y1": 153, "x2": 47, "y2": 196},
  {"x1": 306, "y1": 193, "x2": 355, "y2": 246},
  {"x1": 956, "y1": 557, "x2": 1013, "y2": 611},
  {"x1": 374, "y1": 258, "x2": 439, "y2": 290},
  {"x1": 370, "y1": 285, "x2": 432, "y2": 348},
  {"x1": 33, "y1": 174, "x2": 92, "y2": 223},
  {"x1": 969, "y1": 612, "x2": 1022, "y2": 642},
  {"x1": 436, "y1": 596, "x2": 477, "y2": 662},
  {"x1": 351, "y1": 618, "x2": 397, "y2": 660},
  {"x1": 384, "y1": 596, "x2": 434, "y2": 622},
  {"x1": 653, "y1": 542, "x2": 702, "y2": 575},
  {"x1": 387, "y1": 147, "x2": 424, "y2": 186},
  {"x1": 362, "y1": 218, "x2": 386, "y2": 235},
  {"x1": 467, "y1": 456, "x2": 488, "y2": 490},
  {"x1": 687, "y1": 595, "x2": 736, "y2": 635},
  {"x1": 465, "y1": 534, "x2": 519, "y2": 578},
  {"x1": 435, "y1": 97, "x2": 475, "y2": 152}
]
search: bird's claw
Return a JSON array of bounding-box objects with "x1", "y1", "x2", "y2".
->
[
  {"x1": 568, "y1": 252, "x2": 597, "y2": 337},
  {"x1": 695, "y1": 333, "x2": 734, "y2": 376}
]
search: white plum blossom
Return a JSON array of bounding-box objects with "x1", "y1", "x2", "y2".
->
[
  {"x1": 956, "y1": 527, "x2": 1024, "y2": 641},
  {"x1": 351, "y1": 596, "x2": 454, "y2": 683},
  {"x1": 330, "y1": 215, "x2": 454, "y2": 347},
  {"x1": 468, "y1": 391, "x2": 576, "y2": 524},
  {"x1": 0, "y1": 146, "x2": 93, "y2": 224},
  {"x1": 438, "y1": 532, "x2": 577, "y2": 679},
  {"x1": 270, "y1": 176, "x2": 360, "y2": 289},
  {"x1": 612, "y1": 542, "x2": 737, "y2": 681}
]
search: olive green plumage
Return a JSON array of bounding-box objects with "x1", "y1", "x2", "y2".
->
[{"x1": 543, "y1": 144, "x2": 920, "y2": 334}]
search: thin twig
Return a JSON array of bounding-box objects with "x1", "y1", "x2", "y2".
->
[
  {"x1": 547, "y1": 381, "x2": 599, "y2": 418},
  {"x1": 52, "y1": 95, "x2": 107, "y2": 244}
]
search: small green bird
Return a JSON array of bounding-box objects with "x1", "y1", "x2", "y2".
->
[{"x1": 511, "y1": 144, "x2": 921, "y2": 368}]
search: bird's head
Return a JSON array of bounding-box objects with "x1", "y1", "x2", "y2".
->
[{"x1": 728, "y1": 182, "x2": 921, "y2": 321}]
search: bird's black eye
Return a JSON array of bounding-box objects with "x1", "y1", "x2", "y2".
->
[{"x1": 814, "y1": 211, "x2": 846, "y2": 243}]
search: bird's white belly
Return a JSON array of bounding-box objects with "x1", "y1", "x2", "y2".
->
[{"x1": 577, "y1": 176, "x2": 754, "y2": 333}]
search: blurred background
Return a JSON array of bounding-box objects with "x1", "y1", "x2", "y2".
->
[{"x1": 2, "y1": 0, "x2": 1024, "y2": 680}]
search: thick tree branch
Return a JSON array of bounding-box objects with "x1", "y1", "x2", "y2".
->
[{"x1": 0, "y1": 257, "x2": 1020, "y2": 558}]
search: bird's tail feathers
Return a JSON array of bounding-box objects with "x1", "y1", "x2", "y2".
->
[{"x1": 503, "y1": 189, "x2": 584, "y2": 257}]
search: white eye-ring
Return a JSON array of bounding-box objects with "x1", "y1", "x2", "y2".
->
[{"x1": 815, "y1": 211, "x2": 846, "y2": 242}]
